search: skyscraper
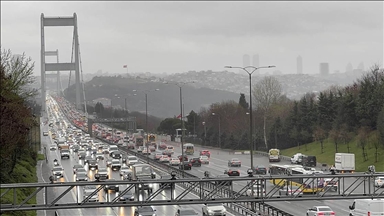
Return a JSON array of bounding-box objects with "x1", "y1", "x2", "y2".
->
[
  {"x1": 243, "y1": 54, "x2": 250, "y2": 68},
  {"x1": 346, "y1": 63, "x2": 353, "y2": 73},
  {"x1": 297, "y1": 55, "x2": 303, "y2": 74},
  {"x1": 252, "y1": 54, "x2": 259, "y2": 68},
  {"x1": 357, "y1": 62, "x2": 365, "y2": 70},
  {"x1": 320, "y1": 63, "x2": 329, "y2": 76}
]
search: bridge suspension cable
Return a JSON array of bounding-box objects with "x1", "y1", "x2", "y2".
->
[{"x1": 67, "y1": 30, "x2": 75, "y2": 90}]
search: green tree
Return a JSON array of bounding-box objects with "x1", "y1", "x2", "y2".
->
[
  {"x1": 95, "y1": 102, "x2": 105, "y2": 115},
  {"x1": 157, "y1": 118, "x2": 181, "y2": 135},
  {"x1": 378, "y1": 105, "x2": 384, "y2": 147},
  {"x1": 238, "y1": 93, "x2": 249, "y2": 109},
  {"x1": 186, "y1": 110, "x2": 198, "y2": 135}
]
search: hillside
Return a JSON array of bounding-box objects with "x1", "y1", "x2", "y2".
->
[
  {"x1": 64, "y1": 76, "x2": 241, "y2": 118},
  {"x1": 281, "y1": 131, "x2": 384, "y2": 172}
]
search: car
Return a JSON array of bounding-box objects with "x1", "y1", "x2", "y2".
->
[
  {"x1": 134, "y1": 206, "x2": 156, "y2": 216},
  {"x1": 120, "y1": 166, "x2": 132, "y2": 176},
  {"x1": 253, "y1": 165, "x2": 267, "y2": 175},
  {"x1": 73, "y1": 164, "x2": 83, "y2": 174},
  {"x1": 88, "y1": 159, "x2": 98, "y2": 170},
  {"x1": 104, "y1": 179, "x2": 119, "y2": 192},
  {"x1": 50, "y1": 144, "x2": 57, "y2": 151},
  {"x1": 189, "y1": 157, "x2": 201, "y2": 167},
  {"x1": 71, "y1": 144, "x2": 80, "y2": 152},
  {"x1": 159, "y1": 174, "x2": 175, "y2": 188},
  {"x1": 170, "y1": 157, "x2": 181, "y2": 166},
  {"x1": 202, "y1": 203, "x2": 226, "y2": 216},
  {"x1": 137, "y1": 146, "x2": 144, "y2": 153},
  {"x1": 95, "y1": 153, "x2": 104, "y2": 160},
  {"x1": 228, "y1": 158, "x2": 241, "y2": 167},
  {"x1": 225, "y1": 169, "x2": 240, "y2": 176},
  {"x1": 178, "y1": 155, "x2": 188, "y2": 162},
  {"x1": 111, "y1": 151, "x2": 122, "y2": 159},
  {"x1": 162, "y1": 149, "x2": 174, "y2": 156},
  {"x1": 84, "y1": 156, "x2": 93, "y2": 164},
  {"x1": 158, "y1": 143, "x2": 167, "y2": 150},
  {"x1": 119, "y1": 191, "x2": 135, "y2": 201},
  {"x1": 200, "y1": 150, "x2": 211, "y2": 158},
  {"x1": 159, "y1": 155, "x2": 170, "y2": 163},
  {"x1": 74, "y1": 167, "x2": 87, "y2": 175},
  {"x1": 175, "y1": 207, "x2": 199, "y2": 216},
  {"x1": 306, "y1": 206, "x2": 335, "y2": 216},
  {"x1": 199, "y1": 155, "x2": 210, "y2": 164},
  {"x1": 148, "y1": 145, "x2": 156, "y2": 152},
  {"x1": 78, "y1": 152, "x2": 86, "y2": 160},
  {"x1": 111, "y1": 159, "x2": 122, "y2": 171},
  {"x1": 278, "y1": 185, "x2": 303, "y2": 196},
  {"x1": 43, "y1": 131, "x2": 49, "y2": 136},
  {"x1": 154, "y1": 153, "x2": 163, "y2": 160},
  {"x1": 126, "y1": 156, "x2": 139, "y2": 166},
  {"x1": 76, "y1": 172, "x2": 89, "y2": 181},
  {"x1": 52, "y1": 166, "x2": 64, "y2": 178},
  {"x1": 374, "y1": 176, "x2": 384, "y2": 188},
  {"x1": 246, "y1": 184, "x2": 266, "y2": 197},
  {"x1": 142, "y1": 148, "x2": 151, "y2": 155},
  {"x1": 102, "y1": 146, "x2": 109, "y2": 154},
  {"x1": 179, "y1": 161, "x2": 192, "y2": 170},
  {"x1": 96, "y1": 168, "x2": 108, "y2": 180}
]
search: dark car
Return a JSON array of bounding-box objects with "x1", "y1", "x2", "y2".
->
[
  {"x1": 175, "y1": 208, "x2": 199, "y2": 216},
  {"x1": 134, "y1": 206, "x2": 156, "y2": 216},
  {"x1": 253, "y1": 165, "x2": 267, "y2": 175},
  {"x1": 104, "y1": 179, "x2": 119, "y2": 192},
  {"x1": 84, "y1": 156, "x2": 93, "y2": 164},
  {"x1": 111, "y1": 151, "x2": 121, "y2": 159},
  {"x1": 119, "y1": 191, "x2": 135, "y2": 201},
  {"x1": 179, "y1": 161, "x2": 192, "y2": 170},
  {"x1": 178, "y1": 155, "x2": 188, "y2": 162},
  {"x1": 303, "y1": 155, "x2": 317, "y2": 167},
  {"x1": 88, "y1": 159, "x2": 98, "y2": 170},
  {"x1": 225, "y1": 169, "x2": 240, "y2": 176},
  {"x1": 78, "y1": 152, "x2": 86, "y2": 160},
  {"x1": 189, "y1": 157, "x2": 201, "y2": 167},
  {"x1": 71, "y1": 144, "x2": 80, "y2": 152},
  {"x1": 159, "y1": 174, "x2": 175, "y2": 188},
  {"x1": 73, "y1": 164, "x2": 83, "y2": 174}
]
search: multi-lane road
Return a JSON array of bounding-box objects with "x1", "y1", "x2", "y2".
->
[{"x1": 41, "y1": 95, "x2": 383, "y2": 216}]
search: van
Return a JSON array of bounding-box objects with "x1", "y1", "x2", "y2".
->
[
  {"x1": 290, "y1": 153, "x2": 304, "y2": 164},
  {"x1": 349, "y1": 199, "x2": 384, "y2": 216}
]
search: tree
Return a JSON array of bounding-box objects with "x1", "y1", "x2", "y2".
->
[
  {"x1": 252, "y1": 76, "x2": 282, "y2": 150},
  {"x1": 378, "y1": 105, "x2": 384, "y2": 147},
  {"x1": 238, "y1": 93, "x2": 249, "y2": 110},
  {"x1": 329, "y1": 127, "x2": 341, "y2": 153},
  {"x1": 157, "y1": 118, "x2": 181, "y2": 135},
  {"x1": 95, "y1": 102, "x2": 105, "y2": 115},
  {"x1": 313, "y1": 126, "x2": 327, "y2": 153},
  {"x1": 357, "y1": 126, "x2": 370, "y2": 162},
  {"x1": 186, "y1": 110, "x2": 198, "y2": 135}
]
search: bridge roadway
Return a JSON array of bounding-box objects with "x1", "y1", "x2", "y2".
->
[{"x1": 41, "y1": 103, "x2": 230, "y2": 216}]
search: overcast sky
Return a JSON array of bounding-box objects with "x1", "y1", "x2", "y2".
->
[{"x1": 1, "y1": 1, "x2": 383, "y2": 76}]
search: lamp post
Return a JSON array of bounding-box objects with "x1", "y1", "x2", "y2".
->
[
  {"x1": 211, "y1": 113, "x2": 221, "y2": 149},
  {"x1": 225, "y1": 65, "x2": 275, "y2": 211},
  {"x1": 133, "y1": 89, "x2": 159, "y2": 163},
  {"x1": 110, "y1": 94, "x2": 119, "y2": 139},
  {"x1": 224, "y1": 65, "x2": 275, "y2": 169},
  {"x1": 166, "y1": 81, "x2": 195, "y2": 176}
]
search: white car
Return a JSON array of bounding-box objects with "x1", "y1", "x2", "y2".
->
[
  {"x1": 126, "y1": 156, "x2": 138, "y2": 166},
  {"x1": 120, "y1": 166, "x2": 132, "y2": 176},
  {"x1": 170, "y1": 157, "x2": 181, "y2": 166},
  {"x1": 50, "y1": 144, "x2": 57, "y2": 151},
  {"x1": 199, "y1": 155, "x2": 210, "y2": 164},
  {"x1": 306, "y1": 206, "x2": 335, "y2": 216},
  {"x1": 159, "y1": 155, "x2": 170, "y2": 163},
  {"x1": 246, "y1": 184, "x2": 266, "y2": 197},
  {"x1": 375, "y1": 177, "x2": 384, "y2": 188},
  {"x1": 202, "y1": 203, "x2": 226, "y2": 216}
]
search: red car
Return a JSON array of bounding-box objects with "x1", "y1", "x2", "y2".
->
[
  {"x1": 200, "y1": 150, "x2": 211, "y2": 158},
  {"x1": 225, "y1": 169, "x2": 240, "y2": 176},
  {"x1": 178, "y1": 155, "x2": 188, "y2": 162}
]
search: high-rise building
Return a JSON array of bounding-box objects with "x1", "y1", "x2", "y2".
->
[
  {"x1": 357, "y1": 62, "x2": 364, "y2": 70},
  {"x1": 243, "y1": 54, "x2": 250, "y2": 68},
  {"x1": 297, "y1": 55, "x2": 303, "y2": 74},
  {"x1": 252, "y1": 54, "x2": 259, "y2": 68},
  {"x1": 320, "y1": 63, "x2": 329, "y2": 76},
  {"x1": 346, "y1": 63, "x2": 353, "y2": 73}
]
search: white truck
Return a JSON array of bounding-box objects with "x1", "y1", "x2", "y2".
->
[
  {"x1": 334, "y1": 153, "x2": 355, "y2": 173},
  {"x1": 349, "y1": 199, "x2": 384, "y2": 216}
]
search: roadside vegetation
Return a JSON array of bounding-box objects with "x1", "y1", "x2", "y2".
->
[{"x1": 1, "y1": 48, "x2": 40, "y2": 216}]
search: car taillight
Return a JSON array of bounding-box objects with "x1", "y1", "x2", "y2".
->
[
  {"x1": 189, "y1": 163, "x2": 192, "y2": 166},
  {"x1": 330, "y1": 212, "x2": 335, "y2": 216},
  {"x1": 317, "y1": 213, "x2": 324, "y2": 216}
]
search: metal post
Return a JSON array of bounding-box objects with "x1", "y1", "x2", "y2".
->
[
  {"x1": 218, "y1": 115, "x2": 221, "y2": 149},
  {"x1": 193, "y1": 115, "x2": 196, "y2": 139},
  {"x1": 145, "y1": 93, "x2": 149, "y2": 163},
  {"x1": 249, "y1": 73, "x2": 254, "y2": 169},
  {"x1": 180, "y1": 86, "x2": 185, "y2": 176},
  {"x1": 125, "y1": 98, "x2": 128, "y2": 134}
]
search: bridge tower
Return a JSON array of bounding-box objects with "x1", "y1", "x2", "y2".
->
[
  {"x1": 44, "y1": 50, "x2": 63, "y2": 96},
  {"x1": 40, "y1": 13, "x2": 81, "y2": 113}
]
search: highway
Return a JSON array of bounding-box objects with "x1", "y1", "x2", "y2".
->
[
  {"x1": 46, "y1": 95, "x2": 383, "y2": 216},
  {"x1": 40, "y1": 98, "x2": 229, "y2": 216}
]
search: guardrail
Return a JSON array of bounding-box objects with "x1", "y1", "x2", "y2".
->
[{"x1": 54, "y1": 98, "x2": 294, "y2": 216}]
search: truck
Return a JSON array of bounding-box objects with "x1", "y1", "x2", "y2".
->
[
  {"x1": 349, "y1": 199, "x2": 384, "y2": 216},
  {"x1": 60, "y1": 145, "x2": 70, "y2": 159},
  {"x1": 129, "y1": 164, "x2": 156, "y2": 193},
  {"x1": 135, "y1": 136, "x2": 144, "y2": 147},
  {"x1": 268, "y1": 149, "x2": 281, "y2": 162},
  {"x1": 335, "y1": 153, "x2": 355, "y2": 173}
]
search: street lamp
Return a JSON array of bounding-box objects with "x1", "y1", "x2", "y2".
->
[
  {"x1": 211, "y1": 113, "x2": 221, "y2": 149},
  {"x1": 165, "y1": 81, "x2": 195, "y2": 176},
  {"x1": 133, "y1": 89, "x2": 160, "y2": 163},
  {"x1": 224, "y1": 65, "x2": 275, "y2": 169},
  {"x1": 202, "y1": 121, "x2": 207, "y2": 146}
]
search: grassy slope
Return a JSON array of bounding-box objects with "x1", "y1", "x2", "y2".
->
[{"x1": 281, "y1": 131, "x2": 384, "y2": 172}]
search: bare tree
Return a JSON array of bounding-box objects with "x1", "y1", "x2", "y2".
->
[
  {"x1": 358, "y1": 126, "x2": 370, "y2": 162},
  {"x1": 252, "y1": 76, "x2": 282, "y2": 149},
  {"x1": 329, "y1": 128, "x2": 341, "y2": 153},
  {"x1": 313, "y1": 126, "x2": 327, "y2": 153}
]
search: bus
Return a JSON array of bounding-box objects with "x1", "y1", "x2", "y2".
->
[
  {"x1": 183, "y1": 143, "x2": 194, "y2": 155},
  {"x1": 268, "y1": 149, "x2": 281, "y2": 162},
  {"x1": 268, "y1": 164, "x2": 324, "y2": 194},
  {"x1": 148, "y1": 134, "x2": 156, "y2": 142}
]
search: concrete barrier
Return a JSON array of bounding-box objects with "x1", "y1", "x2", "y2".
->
[
  {"x1": 234, "y1": 151, "x2": 243, "y2": 155},
  {"x1": 243, "y1": 151, "x2": 250, "y2": 155}
]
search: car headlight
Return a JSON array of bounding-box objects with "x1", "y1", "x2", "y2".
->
[
  {"x1": 85, "y1": 177, "x2": 88, "y2": 180},
  {"x1": 76, "y1": 178, "x2": 79, "y2": 181},
  {"x1": 208, "y1": 209, "x2": 214, "y2": 213}
]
